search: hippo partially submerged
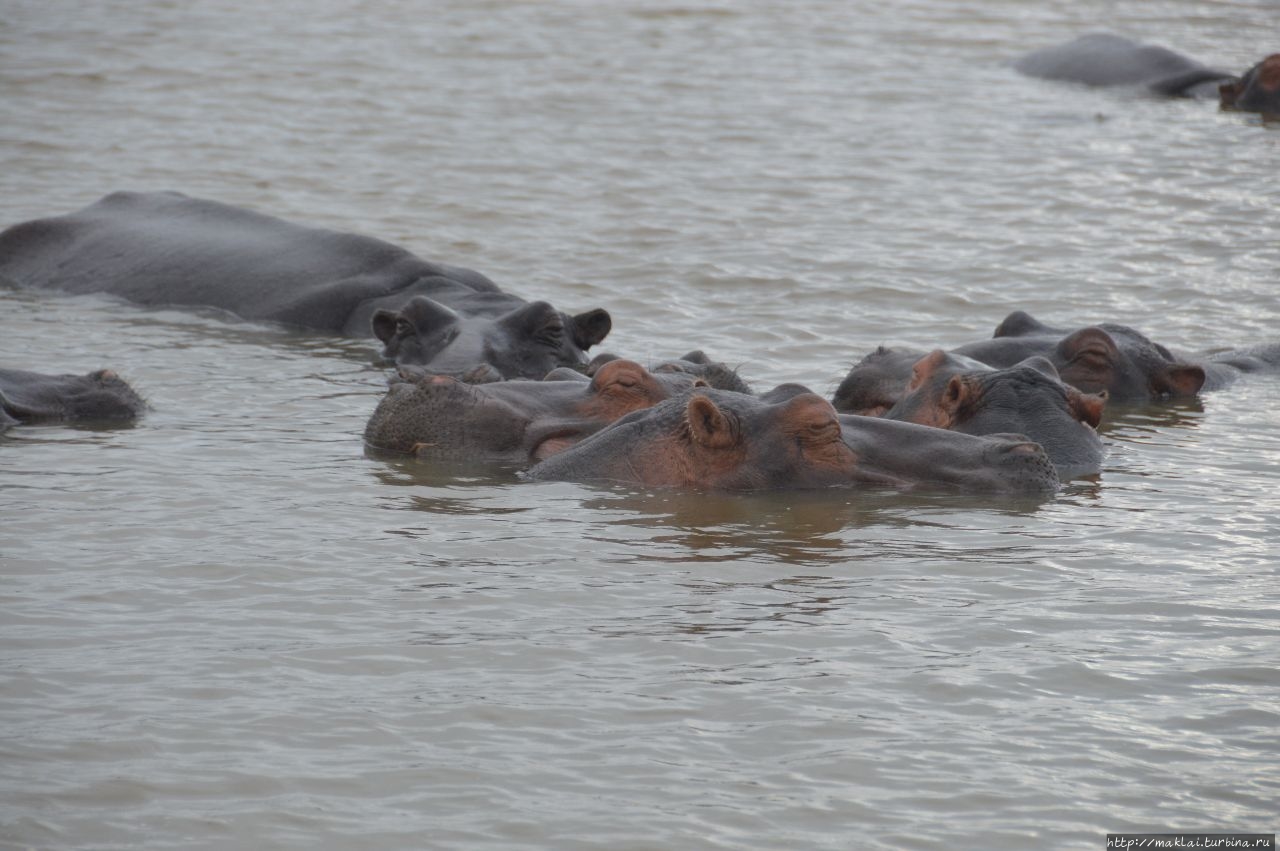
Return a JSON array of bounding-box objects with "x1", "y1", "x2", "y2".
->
[
  {"x1": 955, "y1": 311, "x2": 1279, "y2": 402},
  {"x1": 0, "y1": 191, "x2": 612, "y2": 380},
  {"x1": 1015, "y1": 34, "x2": 1280, "y2": 113},
  {"x1": 879, "y1": 351, "x2": 1107, "y2": 476},
  {"x1": 364, "y1": 359, "x2": 703, "y2": 463},
  {"x1": 0, "y1": 368, "x2": 146, "y2": 431},
  {"x1": 524, "y1": 388, "x2": 1060, "y2": 494}
]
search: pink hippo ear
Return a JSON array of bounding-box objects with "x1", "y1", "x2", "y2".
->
[
  {"x1": 938, "y1": 375, "x2": 977, "y2": 422},
  {"x1": 1068, "y1": 389, "x2": 1108, "y2": 429},
  {"x1": 686, "y1": 395, "x2": 737, "y2": 449},
  {"x1": 1152, "y1": 364, "x2": 1206, "y2": 398},
  {"x1": 907, "y1": 350, "x2": 949, "y2": 391}
]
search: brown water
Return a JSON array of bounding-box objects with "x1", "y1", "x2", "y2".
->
[{"x1": 2, "y1": 1, "x2": 1278, "y2": 848}]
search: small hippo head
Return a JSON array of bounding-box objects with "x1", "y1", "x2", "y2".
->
[
  {"x1": 1220, "y1": 54, "x2": 1280, "y2": 114},
  {"x1": 884, "y1": 351, "x2": 1107, "y2": 473},
  {"x1": 0, "y1": 368, "x2": 147, "y2": 425},
  {"x1": 371, "y1": 296, "x2": 611, "y2": 381},
  {"x1": 524, "y1": 389, "x2": 858, "y2": 491}
]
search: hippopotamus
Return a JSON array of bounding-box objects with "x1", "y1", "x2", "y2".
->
[
  {"x1": 0, "y1": 368, "x2": 146, "y2": 430},
  {"x1": 880, "y1": 351, "x2": 1106, "y2": 475},
  {"x1": 1219, "y1": 55, "x2": 1280, "y2": 113},
  {"x1": 0, "y1": 191, "x2": 612, "y2": 380},
  {"x1": 523, "y1": 388, "x2": 1060, "y2": 494},
  {"x1": 833, "y1": 347, "x2": 991, "y2": 417},
  {"x1": 954, "y1": 311, "x2": 1279, "y2": 402},
  {"x1": 1015, "y1": 34, "x2": 1280, "y2": 113},
  {"x1": 832, "y1": 347, "x2": 1106, "y2": 474},
  {"x1": 586, "y1": 350, "x2": 753, "y2": 394},
  {"x1": 364, "y1": 358, "x2": 703, "y2": 463}
]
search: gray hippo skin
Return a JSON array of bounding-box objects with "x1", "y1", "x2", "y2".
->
[
  {"x1": 879, "y1": 351, "x2": 1107, "y2": 476},
  {"x1": 364, "y1": 358, "x2": 703, "y2": 463},
  {"x1": 0, "y1": 192, "x2": 611, "y2": 379},
  {"x1": 587, "y1": 350, "x2": 753, "y2": 394},
  {"x1": 0, "y1": 368, "x2": 146, "y2": 430},
  {"x1": 1015, "y1": 34, "x2": 1234, "y2": 97},
  {"x1": 524, "y1": 388, "x2": 1059, "y2": 494},
  {"x1": 1016, "y1": 34, "x2": 1280, "y2": 112},
  {"x1": 955, "y1": 311, "x2": 1280, "y2": 402}
]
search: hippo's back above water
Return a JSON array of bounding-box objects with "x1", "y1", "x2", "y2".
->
[
  {"x1": 1015, "y1": 33, "x2": 1234, "y2": 97},
  {"x1": 0, "y1": 191, "x2": 509, "y2": 335},
  {"x1": 0, "y1": 192, "x2": 613, "y2": 378}
]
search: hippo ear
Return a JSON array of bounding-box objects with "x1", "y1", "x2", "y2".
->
[
  {"x1": 571, "y1": 309, "x2": 612, "y2": 349},
  {"x1": 679, "y1": 350, "x2": 710, "y2": 364},
  {"x1": 1152, "y1": 364, "x2": 1206, "y2": 398},
  {"x1": 907, "y1": 350, "x2": 949, "y2": 391},
  {"x1": 938, "y1": 375, "x2": 977, "y2": 424},
  {"x1": 686, "y1": 395, "x2": 737, "y2": 449},
  {"x1": 1069, "y1": 389, "x2": 1107, "y2": 429},
  {"x1": 993, "y1": 311, "x2": 1051, "y2": 338},
  {"x1": 371, "y1": 309, "x2": 399, "y2": 343}
]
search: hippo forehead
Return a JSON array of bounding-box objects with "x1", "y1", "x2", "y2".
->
[{"x1": 383, "y1": 302, "x2": 589, "y2": 380}]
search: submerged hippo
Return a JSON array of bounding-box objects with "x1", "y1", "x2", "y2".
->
[
  {"x1": 364, "y1": 359, "x2": 703, "y2": 463},
  {"x1": 881, "y1": 351, "x2": 1106, "y2": 475},
  {"x1": 1015, "y1": 34, "x2": 1280, "y2": 113},
  {"x1": 586, "y1": 350, "x2": 753, "y2": 394},
  {"x1": 955, "y1": 311, "x2": 1278, "y2": 402},
  {"x1": 0, "y1": 191, "x2": 612, "y2": 380},
  {"x1": 0, "y1": 368, "x2": 146, "y2": 430},
  {"x1": 524, "y1": 388, "x2": 1060, "y2": 494},
  {"x1": 833, "y1": 347, "x2": 1105, "y2": 474}
]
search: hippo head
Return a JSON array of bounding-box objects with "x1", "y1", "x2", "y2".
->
[
  {"x1": 364, "y1": 358, "x2": 700, "y2": 463},
  {"x1": 371, "y1": 296, "x2": 611, "y2": 381},
  {"x1": 1219, "y1": 54, "x2": 1280, "y2": 114},
  {"x1": 0, "y1": 368, "x2": 147, "y2": 424},
  {"x1": 1073, "y1": 324, "x2": 1204, "y2": 400},
  {"x1": 991, "y1": 311, "x2": 1204, "y2": 401},
  {"x1": 524, "y1": 389, "x2": 858, "y2": 490},
  {"x1": 884, "y1": 351, "x2": 1106, "y2": 472}
]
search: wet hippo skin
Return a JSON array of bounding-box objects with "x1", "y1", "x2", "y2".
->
[{"x1": 0, "y1": 191, "x2": 612, "y2": 379}]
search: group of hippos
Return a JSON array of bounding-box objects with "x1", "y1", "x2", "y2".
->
[{"x1": 1, "y1": 36, "x2": 1276, "y2": 496}]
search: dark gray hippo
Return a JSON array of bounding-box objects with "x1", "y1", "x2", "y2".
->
[
  {"x1": 1016, "y1": 34, "x2": 1280, "y2": 112},
  {"x1": 523, "y1": 388, "x2": 1060, "y2": 494},
  {"x1": 364, "y1": 358, "x2": 703, "y2": 463},
  {"x1": 0, "y1": 192, "x2": 612, "y2": 380},
  {"x1": 954, "y1": 311, "x2": 1280, "y2": 402},
  {"x1": 0, "y1": 368, "x2": 146, "y2": 430},
  {"x1": 878, "y1": 351, "x2": 1107, "y2": 476},
  {"x1": 834, "y1": 348, "x2": 1105, "y2": 475}
]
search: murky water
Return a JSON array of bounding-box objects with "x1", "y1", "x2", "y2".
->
[{"x1": 2, "y1": 1, "x2": 1278, "y2": 848}]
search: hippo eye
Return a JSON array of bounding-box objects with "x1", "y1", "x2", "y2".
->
[
  {"x1": 395, "y1": 318, "x2": 414, "y2": 336},
  {"x1": 535, "y1": 317, "x2": 565, "y2": 348}
]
